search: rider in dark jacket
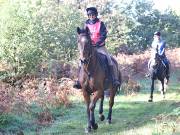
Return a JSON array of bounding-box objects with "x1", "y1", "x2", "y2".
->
[{"x1": 147, "y1": 31, "x2": 170, "y2": 80}]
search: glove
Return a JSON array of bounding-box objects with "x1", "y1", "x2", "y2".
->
[
  {"x1": 92, "y1": 44, "x2": 98, "y2": 47},
  {"x1": 95, "y1": 43, "x2": 101, "y2": 47}
]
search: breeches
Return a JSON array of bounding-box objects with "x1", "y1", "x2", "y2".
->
[{"x1": 96, "y1": 46, "x2": 113, "y2": 66}]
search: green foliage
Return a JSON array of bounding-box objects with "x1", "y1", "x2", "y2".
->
[
  {"x1": 1, "y1": 0, "x2": 180, "y2": 76},
  {"x1": 0, "y1": 113, "x2": 12, "y2": 126},
  {"x1": 103, "y1": 1, "x2": 129, "y2": 53},
  {"x1": 76, "y1": 0, "x2": 180, "y2": 53},
  {"x1": 73, "y1": 0, "x2": 180, "y2": 53},
  {"x1": 0, "y1": 0, "x2": 83, "y2": 75},
  {"x1": 122, "y1": 0, "x2": 180, "y2": 52},
  {"x1": 170, "y1": 107, "x2": 180, "y2": 116}
]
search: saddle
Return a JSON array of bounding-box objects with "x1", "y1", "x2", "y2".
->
[{"x1": 97, "y1": 53, "x2": 110, "y2": 76}]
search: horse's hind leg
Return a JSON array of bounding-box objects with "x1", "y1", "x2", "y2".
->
[
  {"x1": 99, "y1": 92, "x2": 105, "y2": 121},
  {"x1": 148, "y1": 79, "x2": 154, "y2": 102},
  {"x1": 166, "y1": 76, "x2": 169, "y2": 84},
  {"x1": 160, "y1": 79, "x2": 165, "y2": 99},
  {"x1": 165, "y1": 63, "x2": 170, "y2": 84},
  {"x1": 107, "y1": 88, "x2": 116, "y2": 124}
]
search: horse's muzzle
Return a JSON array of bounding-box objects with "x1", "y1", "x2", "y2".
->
[{"x1": 81, "y1": 59, "x2": 89, "y2": 64}]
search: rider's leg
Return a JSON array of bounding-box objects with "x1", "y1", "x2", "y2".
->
[
  {"x1": 166, "y1": 63, "x2": 170, "y2": 77},
  {"x1": 109, "y1": 64, "x2": 120, "y2": 87},
  {"x1": 103, "y1": 52, "x2": 120, "y2": 87},
  {"x1": 162, "y1": 57, "x2": 170, "y2": 84},
  {"x1": 163, "y1": 57, "x2": 170, "y2": 76},
  {"x1": 96, "y1": 46, "x2": 120, "y2": 87}
]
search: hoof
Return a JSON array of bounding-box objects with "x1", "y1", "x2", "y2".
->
[
  {"x1": 148, "y1": 99, "x2": 153, "y2": 102},
  {"x1": 106, "y1": 119, "x2": 111, "y2": 124},
  {"x1": 85, "y1": 127, "x2": 91, "y2": 133},
  {"x1": 99, "y1": 114, "x2": 105, "y2": 121},
  {"x1": 161, "y1": 92, "x2": 166, "y2": 99},
  {"x1": 166, "y1": 81, "x2": 168, "y2": 85},
  {"x1": 91, "y1": 123, "x2": 98, "y2": 130},
  {"x1": 166, "y1": 78, "x2": 169, "y2": 84}
]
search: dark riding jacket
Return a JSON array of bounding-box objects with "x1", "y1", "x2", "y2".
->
[{"x1": 85, "y1": 18, "x2": 107, "y2": 47}]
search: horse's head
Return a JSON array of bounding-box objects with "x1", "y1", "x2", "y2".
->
[
  {"x1": 77, "y1": 27, "x2": 92, "y2": 64},
  {"x1": 149, "y1": 49, "x2": 161, "y2": 71}
]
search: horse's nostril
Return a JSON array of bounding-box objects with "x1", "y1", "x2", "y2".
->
[{"x1": 81, "y1": 58, "x2": 88, "y2": 64}]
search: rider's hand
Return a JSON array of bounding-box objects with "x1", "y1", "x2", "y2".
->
[{"x1": 95, "y1": 43, "x2": 101, "y2": 47}]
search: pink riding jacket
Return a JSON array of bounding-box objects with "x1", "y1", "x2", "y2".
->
[{"x1": 86, "y1": 21, "x2": 105, "y2": 46}]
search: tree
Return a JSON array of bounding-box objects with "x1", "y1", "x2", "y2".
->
[
  {"x1": 0, "y1": 0, "x2": 83, "y2": 75},
  {"x1": 121, "y1": 0, "x2": 180, "y2": 52}
]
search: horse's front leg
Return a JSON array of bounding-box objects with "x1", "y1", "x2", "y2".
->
[
  {"x1": 107, "y1": 88, "x2": 116, "y2": 124},
  {"x1": 89, "y1": 91, "x2": 102, "y2": 130},
  {"x1": 99, "y1": 91, "x2": 105, "y2": 121},
  {"x1": 148, "y1": 78, "x2": 155, "y2": 102},
  {"x1": 160, "y1": 79, "x2": 165, "y2": 99},
  {"x1": 82, "y1": 91, "x2": 91, "y2": 133}
]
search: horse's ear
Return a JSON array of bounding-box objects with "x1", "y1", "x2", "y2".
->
[
  {"x1": 77, "y1": 27, "x2": 81, "y2": 34},
  {"x1": 85, "y1": 26, "x2": 90, "y2": 34}
]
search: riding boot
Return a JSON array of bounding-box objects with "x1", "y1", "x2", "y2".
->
[
  {"x1": 73, "y1": 67, "x2": 82, "y2": 89},
  {"x1": 109, "y1": 65, "x2": 120, "y2": 88}
]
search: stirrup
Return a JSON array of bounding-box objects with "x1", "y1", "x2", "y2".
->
[
  {"x1": 113, "y1": 80, "x2": 120, "y2": 88},
  {"x1": 73, "y1": 81, "x2": 82, "y2": 89}
]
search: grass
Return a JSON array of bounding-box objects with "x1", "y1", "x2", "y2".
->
[
  {"x1": 24, "y1": 94, "x2": 179, "y2": 135},
  {"x1": 0, "y1": 71, "x2": 180, "y2": 135}
]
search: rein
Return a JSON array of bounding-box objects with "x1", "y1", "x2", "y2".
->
[
  {"x1": 78, "y1": 31, "x2": 100, "y2": 80},
  {"x1": 81, "y1": 49, "x2": 99, "y2": 80}
]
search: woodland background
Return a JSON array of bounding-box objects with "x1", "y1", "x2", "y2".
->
[{"x1": 0, "y1": 0, "x2": 179, "y2": 135}]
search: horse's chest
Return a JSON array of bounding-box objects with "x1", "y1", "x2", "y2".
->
[{"x1": 88, "y1": 77, "x2": 102, "y2": 88}]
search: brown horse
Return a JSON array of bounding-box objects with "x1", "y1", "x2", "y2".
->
[{"x1": 76, "y1": 27, "x2": 121, "y2": 133}]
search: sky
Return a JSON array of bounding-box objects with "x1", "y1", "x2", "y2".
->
[
  {"x1": 114, "y1": 0, "x2": 180, "y2": 14},
  {"x1": 153, "y1": 0, "x2": 180, "y2": 13}
]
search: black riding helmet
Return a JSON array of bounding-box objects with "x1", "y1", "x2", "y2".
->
[
  {"x1": 86, "y1": 7, "x2": 98, "y2": 16},
  {"x1": 154, "y1": 31, "x2": 161, "y2": 36}
]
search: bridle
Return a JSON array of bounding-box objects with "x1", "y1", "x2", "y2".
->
[
  {"x1": 80, "y1": 55, "x2": 92, "y2": 65},
  {"x1": 78, "y1": 33, "x2": 92, "y2": 66}
]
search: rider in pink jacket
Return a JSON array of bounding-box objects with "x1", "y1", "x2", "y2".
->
[{"x1": 73, "y1": 7, "x2": 120, "y2": 89}]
